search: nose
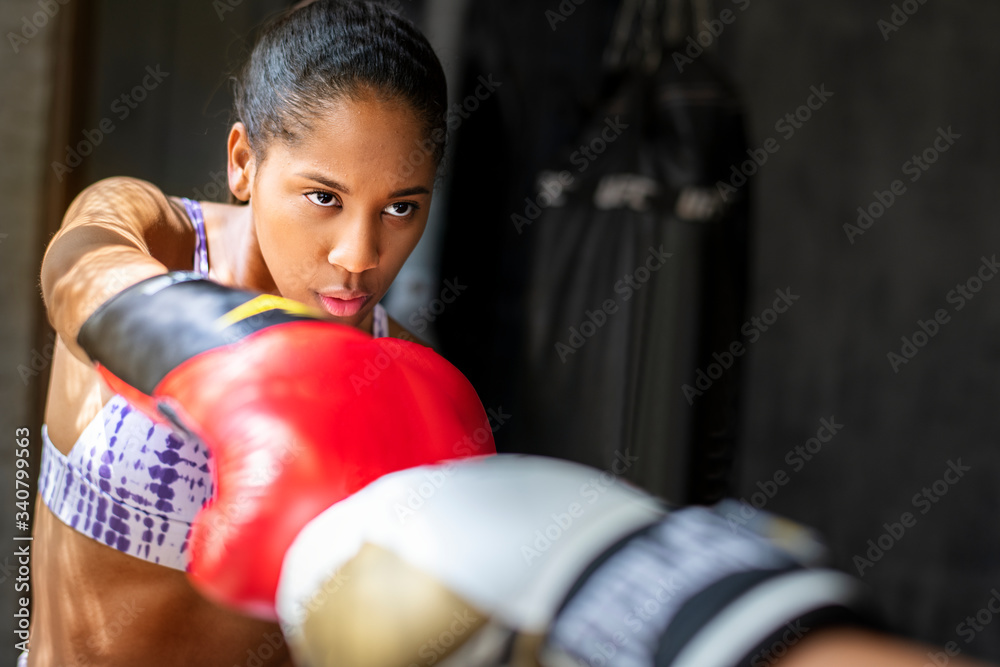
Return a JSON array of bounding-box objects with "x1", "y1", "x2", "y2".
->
[{"x1": 326, "y1": 214, "x2": 379, "y2": 274}]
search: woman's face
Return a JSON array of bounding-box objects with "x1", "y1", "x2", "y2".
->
[{"x1": 233, "y1": 94, "x2": 437, "y2": 331}]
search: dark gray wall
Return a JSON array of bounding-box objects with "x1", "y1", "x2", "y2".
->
[
  {"x1": 0, "y1": 0, "x2": 58, "y2": 660},
  {"x1": 726, "y1": 0, "x2": 1000, "y2": 660},
  {"x1": 76, "y1": 0, "x2": 288, "y2": 197}
]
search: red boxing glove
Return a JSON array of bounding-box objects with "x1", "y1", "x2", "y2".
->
[{"x1": 78, "y1": 272, "x2": 495, "y2": 619}]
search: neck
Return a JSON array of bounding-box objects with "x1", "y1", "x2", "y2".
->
[
  {"x1": 359, "y1": 309, "x2": 376, "y2": 337},
  {"x1": 228, "y1": 202, "x2": 278, "y2": 295}
]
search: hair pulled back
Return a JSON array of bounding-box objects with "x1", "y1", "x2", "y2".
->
[{"x1": 233, "y1": 0, "x2": 447, "y2": 163}]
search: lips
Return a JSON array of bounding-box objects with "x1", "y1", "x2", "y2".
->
[{"x1": 317, "y1": 292, "x2": 371, "y2": 318}]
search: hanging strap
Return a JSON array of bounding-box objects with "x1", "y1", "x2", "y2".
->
[
  {"x1": 603, "y1": 0, "x2": 644, "y2": 71},
  {"x1": 692, "y1": 0, "x2": 711, "y2": 33},
  {"x1": 605, "y1": 0, "x2": 717, "y2": 76},
  {"x1": 639, "y1": 0, "x2": 662, "y2": 72},
  {"x1": 665, "y1": 0, "x2": 686, "y2": 45},
  {"x1": 664, "y1": 0, "x2": 716, "y2": 49}
]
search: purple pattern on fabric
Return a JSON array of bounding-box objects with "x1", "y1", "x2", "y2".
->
[
  {"x1": 181, "y1": 197, "x2": 210, "y2": 278},
  {"x1": 372, "y1": 302, "x2": 389, "y2": 339},
  {"x1": 38, "y1": 394, "x2": 214, "y2": 572}
]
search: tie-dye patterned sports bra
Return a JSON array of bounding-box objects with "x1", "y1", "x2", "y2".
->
[{"x1": 38, "y1": 198, "x2": 390, "y2": 570}]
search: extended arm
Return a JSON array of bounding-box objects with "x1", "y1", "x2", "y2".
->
[{"x1": 40, "y1": 176, "x2": 195, "y2": 363}]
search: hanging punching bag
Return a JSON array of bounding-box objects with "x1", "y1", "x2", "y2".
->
[{"x1": 515, "y1": 0, "x2": 751, "y2": 505}]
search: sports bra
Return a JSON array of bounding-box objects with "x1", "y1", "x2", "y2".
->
[{"x1": 38, "y1": 197, "x2": 390, "y2": 570}]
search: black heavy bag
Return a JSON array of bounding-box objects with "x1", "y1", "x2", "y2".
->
[{"x1": 514, "y1": 0, "x2": 751, "y2": 504}]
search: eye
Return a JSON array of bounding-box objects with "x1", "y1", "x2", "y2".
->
[
  {"x1": 384, "y1": 202, "x2": 418, "y2": 218},
  {"x1": 306, "y1": 191, "x2": 339, "y2": 207}
]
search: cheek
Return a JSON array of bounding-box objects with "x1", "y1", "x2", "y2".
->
[
  {"x1": 255, "y1": 211, "x2": 319, "y2": 294},
  {"x1": 384, "y1": 222, "x2": 426, "y2": 268}
]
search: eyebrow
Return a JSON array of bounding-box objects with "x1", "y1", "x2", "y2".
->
[{"x1": 295, "y1": 172, "x2": 431, "y2": 198}]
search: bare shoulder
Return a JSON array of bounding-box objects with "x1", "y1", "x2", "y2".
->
[
  {"x1": 65, "y1": 176, "x2": 187, "y2": 231},
  {"x1": 54, "y1": 176, "x2": 194, "y2": 268},
  {"x1": 386, "y1": 314, "x2": 434, "y2": 350}
]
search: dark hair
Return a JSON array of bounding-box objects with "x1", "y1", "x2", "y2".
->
[{"x1": 233, "y1": 0, "x2": 448, "y2": 165}]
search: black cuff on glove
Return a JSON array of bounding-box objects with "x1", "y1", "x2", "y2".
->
[{"x1": 78, "y1": 271, "x2": 323, "y2": 394}]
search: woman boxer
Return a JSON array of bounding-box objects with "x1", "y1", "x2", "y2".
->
[{"x1": 30, "y1": 1, "x2": 447, "y2": 665}]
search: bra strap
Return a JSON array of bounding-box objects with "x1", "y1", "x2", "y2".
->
[
  {"x1": 181, "y1": 198, "x2": 210, "y2": 278},
  {"x1": 372, "y1": 303, "x2": 389, "y2": 339}
]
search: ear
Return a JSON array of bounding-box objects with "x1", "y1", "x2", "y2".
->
[{"x1": 227, "y1": 122, "x2": 255, "y2": 203}]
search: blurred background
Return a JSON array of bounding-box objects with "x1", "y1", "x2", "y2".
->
[{"x1": 2, "y1": 0, "x2": 999, "y2": 662}]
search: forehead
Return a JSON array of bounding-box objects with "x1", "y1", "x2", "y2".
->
[{"x1": 265, "y1": 94, "x2": 436, "y2": 188}]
